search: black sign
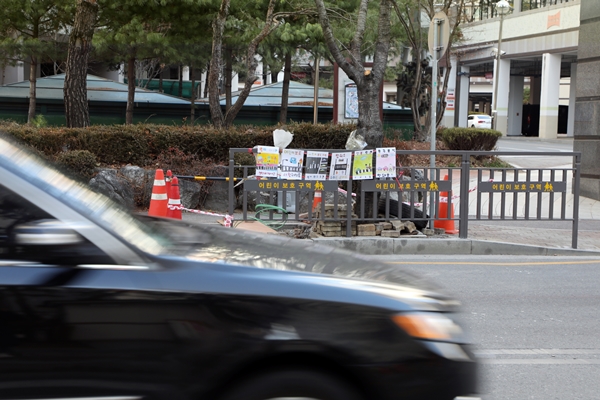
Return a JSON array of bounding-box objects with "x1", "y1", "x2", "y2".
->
[
  {"x1": 478, "y1": 181, "x2": 567, "y2": 193},
  {"x1": 244, "y1": 180, "x2": 338, "y2": 191},
  {"x1": 362, "y1": 180, "x2": 451, "y2": 192}
]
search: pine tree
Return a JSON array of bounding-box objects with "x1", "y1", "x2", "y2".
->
[
  {"x1": 0, "y1": 0, "x2": 72, "y2": 124},
  {"x1": 64, "y1": 0, "x2": 98, "y2": 128}
]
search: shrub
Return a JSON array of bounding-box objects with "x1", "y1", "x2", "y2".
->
[
  {"x1": 55, "y1": 150, "x2": 98, "y2": 180},
  {"x1": 440, "y1": 127, "x2": 501, "y2": 152},
  {"x1": 31, "y1": 115, "x2": 48, "y2": 128},
  {"x1": 0, "y1": 121, "x2": 358, "y2": 166}
]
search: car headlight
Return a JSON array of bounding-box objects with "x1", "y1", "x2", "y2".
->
[{"x1": 392, "y1": 312, "x2": 464, "y2": 341}]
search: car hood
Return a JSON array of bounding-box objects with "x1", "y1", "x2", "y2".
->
[{"x1": 143, "y1": 217, "x2": 459, "y2": 312}]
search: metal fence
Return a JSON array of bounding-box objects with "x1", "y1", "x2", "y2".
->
[{"x1": 228, "y1": 149, "x2": 581, "y2": 248}]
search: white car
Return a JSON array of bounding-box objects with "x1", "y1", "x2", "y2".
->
[{"x1": 467, "y1": 114, "x2": 492, "y2": 129}]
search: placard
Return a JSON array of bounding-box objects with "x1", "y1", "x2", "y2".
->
[
  {"x1": 305, "y1": 151, "x2": 329, "y2": 180},
  {"x1": 255, "y1": 146, "x2": 279, "y2": 178},
  {"x1": 329, "y1": 152, "x2": 352, "y2": 181},
  {"x1": 376, "y1": 147, "x2": 396, "y2": 178},
  {"x1": 352, "y1": 150, "x2": 373, "y2": 180},
  {"x1": 279, "y1": 149, "x2": 304, "y2": 180}
]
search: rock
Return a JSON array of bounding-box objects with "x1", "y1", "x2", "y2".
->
[
  {"x1": 195, "y1": 165, "x2": 234, "y2": 212},
  {"x1": 120, "y1": 165, "x2": 151, "y2": 208},
  {"x1": 178, "y1": 179, "x2": 202, "y2": 210},
  {"x1": 89, "y1": 169, "x2": 135, "y2": 210}
]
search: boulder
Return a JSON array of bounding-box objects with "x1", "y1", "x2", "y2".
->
[{"x1": 89, "y1": 169, "x2": 135, "y2": 210}]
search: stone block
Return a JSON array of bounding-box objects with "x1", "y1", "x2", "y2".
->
[
  {"x1": 319, "y1": 225, "x2": 342, "y2": 233},
  {"x1": 356, "y1": 231, "x2": 377, "y2": 237},
  {"x1": 381, "y1": 230, "x2": 400, "y2": 238},
  {"x1": 381, "y1": 222, "x2": 393, "y2": 230},
  {"x1": 357, "y1": 224, "x2": 376, "y2": 233}
]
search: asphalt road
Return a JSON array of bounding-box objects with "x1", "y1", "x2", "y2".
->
[
  {"x1": 496, "y1": 137, "x2": 575, "y2": 169},
  {"x1": 370, "y1": 254, "x2": 600, "y2": 400}
]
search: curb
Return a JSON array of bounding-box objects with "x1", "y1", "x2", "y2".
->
[{"x1": 311, "y1": 237, "x2": 600, "y2": 256}]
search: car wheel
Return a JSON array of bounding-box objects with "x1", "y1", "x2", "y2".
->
[
  {"x1": 378, "y1": 198, "x2": 428, "y2": 231},
  {"x1": 218, "y1": 369, "x2": 363, "y2": 400},
  {"x1": 471, "y1": 124, "x2": 476, "y2": 128}
]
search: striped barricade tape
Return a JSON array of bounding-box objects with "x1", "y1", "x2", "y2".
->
[{"x1": 168, "y1": 205, "x2": 234, "y2": 227}]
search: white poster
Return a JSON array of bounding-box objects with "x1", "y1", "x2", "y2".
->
[
  {"x1": 255, "y1": 146, "x2": 279, "y2": 178},
  {"x1": 376, "y1": 147, "x2": 397, "y2": 178},
  {"x1": 305, "y1": 151, "x2": 329, "y2": 180},
  {"x1": 279, "y1": 149, "x2": 304, "y2": 180},
  {"x1": 352, "y1": 150, "x2": 373, "y2": 180},
  {"x1": 329, "y1": 152, "x2": 352, "y2": 181}
]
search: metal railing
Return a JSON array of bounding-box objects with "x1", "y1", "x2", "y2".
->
[{"x1": 228, "y1": 149, "x2": 581, "y2": 248}]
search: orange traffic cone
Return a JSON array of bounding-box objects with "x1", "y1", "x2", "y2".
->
[
  {"x1": 166, "y1": 177, "x2": 182, "y2": 220},
  {"x1": 149, "y1": 169, "x2": 168, "y2": 217},
  {"x1": 434, "y1": 175, "x2": 458, "y2": 234},
  {"x1": 312, "y1": 190, "x2": 322, "y2": 211},
  {"x1": 165, "y1": 170, "x2": 173, "y2": 197}
]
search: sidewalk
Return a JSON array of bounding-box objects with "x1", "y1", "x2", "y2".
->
[
  {"x1": 180, "y1": 145, "x2": 600, "y2": 256},
  {"x1": 181, "y1": 209, "x2": 600, "y2": 256}
]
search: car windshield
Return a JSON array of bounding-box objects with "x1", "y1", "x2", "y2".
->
[
  {"x1": 478, "y1": 116, "x2": 491, "y2": 120},
  {"x1": 0, "y1": 136, "x2": 172, "y2": 256}
]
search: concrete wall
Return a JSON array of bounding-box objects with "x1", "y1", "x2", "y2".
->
[{"x1": 573, "y1": 1, "x2": 600, "y2": 200}]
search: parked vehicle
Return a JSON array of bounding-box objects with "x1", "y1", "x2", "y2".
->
[
  {"x1": 468, "y1": 114, "x2": 492, "y2": 129},
  {"x1": 0, "y1": 134, "x2": 478, "y2": 400}
]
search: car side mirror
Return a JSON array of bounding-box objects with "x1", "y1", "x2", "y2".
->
[{"x1": 13, "y1": 219, "x2": 84, "y2": 246}]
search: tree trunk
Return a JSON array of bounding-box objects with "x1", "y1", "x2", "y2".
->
[
  {"x1": 190, "y1": 64, "x2": 196, "y2": 124},
  {"x1": 208, "y1": 0, "x2": 229, "y2": 128},
  {"x1": 356, "y1": 76, "x2": 385, "y2": 148},
  {"x1": 27, "y1": 56, "x2": 37, "y2": 124},
  {"x1": 222, "y1": 0, "x2": 279, "y2": 128},
  {"x1": 314, "y1": 0, "x2": 391, "y2": 149},
  {"x1": 126, "y1": 57, "x2": 136, "y2": 125},
  {"x1": 64, "y1": 0, "x2": 98, "y2": 128},
  {"x1": 279, "y1": 51, "x2": 292, "y2": 124}
]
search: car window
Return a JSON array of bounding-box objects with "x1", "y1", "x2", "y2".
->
[
  {"x1": 0, "y1": 185, "x2": 116, "y2": 265},
  {"x1": 0, "y1": 138, "x2": 171, "y2": 257},
  {"x1": 478, "y1": 116, "x2": 491, "y2": 120},
  {"x1": 0, "y1": 186, "x2": 53, "y2": 255},
  {"x1": 468, "y1": 116, "x2": 473, "y2": 120}
]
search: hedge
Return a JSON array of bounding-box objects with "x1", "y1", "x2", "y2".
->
[
  {"x1": 440, "y1": 127, "x2": 502, "y2": 152},
  {"x1": 0, "y1": 121, "x2": 358, "y2": 166}
]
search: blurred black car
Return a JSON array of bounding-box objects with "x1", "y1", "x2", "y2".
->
[{"x1": 0, "y1": 134, "x2": 478, "y2": 400}]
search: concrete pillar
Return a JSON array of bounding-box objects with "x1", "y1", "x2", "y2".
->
[
  {"x1": 574, "y1": 1, "x2": 600, "y2": 200},
  {"x1": 118, "y1": 63, "x2": 125, "y2": 83},
  {"x1": 443, "y1": 56, "x2": 458, "y2": 128},
  {"x1": 231, "y1": 72, "x2": 239, "y2": 92},
  {"x1": 255, "y1": 59, "x2": 263, "y2": 86},
  {"x1": 513, "y1": 0, "x2": 522, "y2": 13},
  {"x1": 508, "y1": 75, "x2": 524, "y2": 136},
  {"x1": 200, "y1": 71, "x2": 207, "y2": 98},
  {"x1": 182, "y1": 66, "x2": 190, "y2": 81},
  {"x1": 492, "y1": 58, "x2": 511, "y2": 135},
  {"x1": 567, "y1": 63, "x2": 577, "y2": 137},
  {"x1": 458, "y1": 65, "x2": 470, "y2": 127},
  {"x1": 539, "y1": 53, "x2": 561, "y2": 139}
]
